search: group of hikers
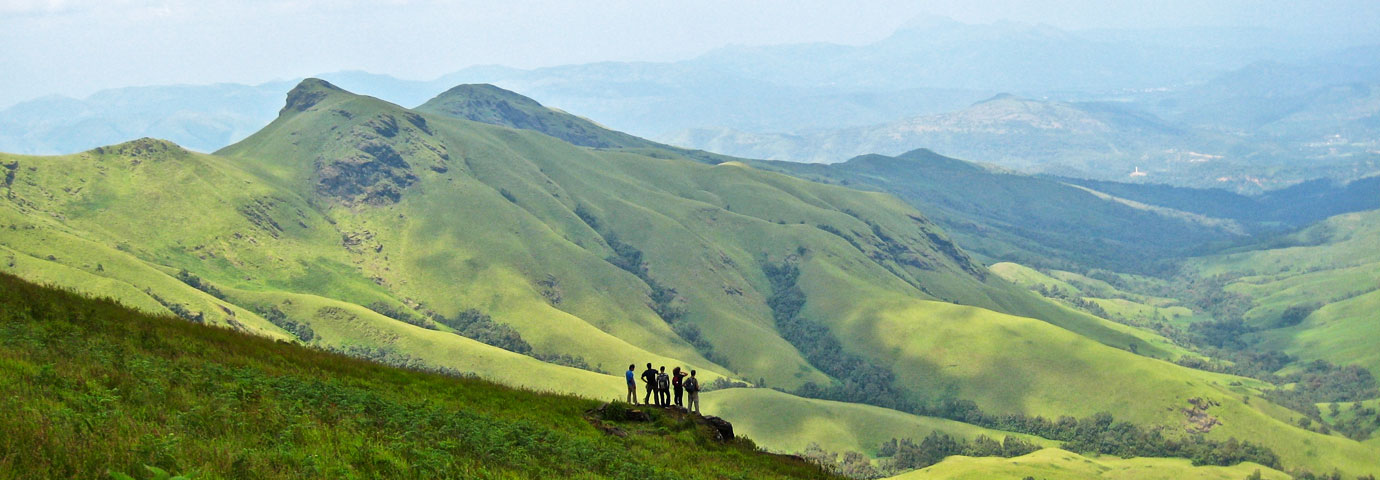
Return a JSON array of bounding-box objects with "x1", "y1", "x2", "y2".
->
[{"x1": 625, "y1": 363, "x2": 700, "y2": 413}]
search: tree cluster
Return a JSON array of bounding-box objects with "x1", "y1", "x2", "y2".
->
[
  {"x1": 175, "y1": 269, "x2": 225, "y2": 300},
  {"x1": 253, "y1": 304, "x2": 315, "y2": 342},
  {"x1": 762, "y1": 260, "x2": 913, "y2": 412},
  {"x1": 433, "y1": 308, "x2": 534, "y2": 355}
]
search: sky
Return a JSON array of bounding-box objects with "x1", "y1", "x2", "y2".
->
[{"x1": 2, "y1": 0, "x2": 1379, "y2": 108}]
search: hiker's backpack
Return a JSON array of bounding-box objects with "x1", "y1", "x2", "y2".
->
[
  {"x1": 657, "y1": 372, "x2": 669, "y2": 390},
  {"x1": 685, "y1": 377, "x2": 699, "y2": 393}
]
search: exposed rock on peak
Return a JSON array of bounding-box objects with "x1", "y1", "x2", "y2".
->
[
  {"x1": 281, "y1": 78, "x2": 348, "y2": 115},
  {"x1": 91, "y1": 138, "x2": 189, "y2": 158}
]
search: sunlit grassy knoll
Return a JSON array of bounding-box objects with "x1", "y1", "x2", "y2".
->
[
  {"x1": 889, "y1": 448, "x2": 1291, "y2": 480},
  {"x1": 700, "y1": 388, "x2": 1056, "y2": 459},
  {"x1": 837, "y1": 293, "x2": 1379, "y2": 474}
]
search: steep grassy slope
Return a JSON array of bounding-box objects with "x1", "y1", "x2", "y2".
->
[
  {"x1": 892, "y1": 448, "x2": 1290, "y2": 480},
  {"x1": 0, "y1": 272, "x2": 839, "y2": 479},
  {"x1": 3, "y1": 80, "x2": 1376, "y2": 475},
  {"x1": 409, "y1": 83, "x2": 1190, "y2": 360},
  {"x1": 1192, "y1": 209, "x2": 1380, "y2": 376}
]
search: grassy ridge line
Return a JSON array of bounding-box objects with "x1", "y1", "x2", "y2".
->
[
  {"x1": 0, "y1": 271, "x2": 839, "y2": 480},
  {"x1": 889, "y1": 448, "x2": 1290, "y2": 480}
]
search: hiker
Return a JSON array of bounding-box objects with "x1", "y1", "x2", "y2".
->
[
  {"x1": 625, "y1": 364, "x2": 638, "y2": 404},
  {"x1": 672, "y1": 366, "x2": 685, "y2": 408},
  {"x1": 641, "y1": 363, "x2": 658, "y2": 405},
  {"x1": 657, "y1": 366, "x2": 671, "y2": 407},
  {"x1": 685, "y1": 370, "x2": 700, "y2": 414}
]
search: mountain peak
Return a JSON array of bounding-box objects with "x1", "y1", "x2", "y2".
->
[
  {"x1": 417, "y1": 83, "x2": 651, "y2": 149},
  {"x1": 975, "y1": 92, "x2": 1023, "y2": 105},
  {"x1": 431, "y1": 84, "x2": 544, "y2": 108},
  {"x1": 281, "y1": 78, "x2": 350, "y2": 115},
  {"x1": 88, "y1": 137, "x2": 191, "y2": 160}
]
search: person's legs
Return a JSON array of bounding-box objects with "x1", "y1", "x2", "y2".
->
[
  {"x1": 689, "y1": 392, "x2": 699, "y2": 413},
  {"x1": 674, "y1": 387, "x2": 683, "y2": 407},
  {"x1": 627, "y1": 384, "x2": 636, "y2": 404},
  {"x1": 644, "y1": 383, "x2": 653, "y2": 404}
]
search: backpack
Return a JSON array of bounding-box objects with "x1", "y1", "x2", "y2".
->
[
  {"x1": 685, "y1": 377, "x2": 699, "y2": 393},
  {"x1": 657, "y1": 372, "x2": 670, "y2": 390}
]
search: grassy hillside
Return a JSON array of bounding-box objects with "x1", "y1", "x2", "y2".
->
[
  {"x1": 700, "y1": 388, "x2": 1056, "y2": 459},
  {"x1": 0, "y1": 271, "x2": 841, "y2": 479},
  {"x1": 3, "y1": 79, "x2": 1377, "y2": 476},
  {"x1": 891, "y1": 448, "x2": 1290, "y2": 480},
  {"x1": 991, "y1": 263, "x2": 1205, "y2": 330},
  {"x1": 1192, "y1": 209, "x2": 1380, "y2": 376}
]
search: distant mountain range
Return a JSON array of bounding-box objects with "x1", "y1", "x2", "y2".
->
[
  {"x1": 670, "y1": 93, "x2": 1228, "y2": 170},
  {"x1": 5, "y1": 18, "x2": 1377, "y2": 190}
]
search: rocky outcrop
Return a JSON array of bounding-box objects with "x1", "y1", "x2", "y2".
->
[
  {"x1": 586, "y1": 402, "x2": 735, "y2": 442},
  {"x1": 281, "y1": 78, "x2": 345, "y2": 114}
]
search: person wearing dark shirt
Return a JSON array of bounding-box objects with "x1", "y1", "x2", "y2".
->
[
  {"x1": 640, "y1": 363, "x2": 657, "y2": 405},
  {"x1": 672, "y1": 366, "x2": 686, "y2": 408}
]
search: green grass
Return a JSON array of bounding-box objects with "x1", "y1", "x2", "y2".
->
[
  {"x1": 0, "y1": 271, "x2": 840, "y2": 480},
  {"x1": 992, "y1": 262, "x2": 1204, "y2": 330},
  {"x1": 700, "y1": 388, "x2": 1056, "y2": 459},
  {"x1": 1192, "y1": 209, "x2": 1380, "y2": 375},
  {"x1": 889, "y1": 448, "x2": 1291, "y2": 480}
]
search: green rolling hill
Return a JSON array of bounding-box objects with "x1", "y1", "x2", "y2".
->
[
  {"x1": 2, "y1": 79, "x2": 1378, "y2": 477},
  {"x1": 891, "y1": 448, "x2": 1290, "y2": 480},
  {"x1": 1192, "y1": 209, "x2": 1380, "y2": 377}
]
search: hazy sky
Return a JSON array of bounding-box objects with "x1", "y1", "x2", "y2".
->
[{"x1": 2, "y1": 0, "x2": 1379, "y2": 107}]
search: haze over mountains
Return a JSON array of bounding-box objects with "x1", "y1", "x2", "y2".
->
[{"x1": 5, "y1": 17, "x2": 1379, "y2": 193}]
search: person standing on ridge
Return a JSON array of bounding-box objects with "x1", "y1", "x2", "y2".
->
[
  {"x1": 672, "y1": 366, "x2": 686, "y2": 408},
  {"x1": 685, "y1": 370, "x2": 701, "y2": 414},
  {"x1": 625, "y1": 364, "x2": 638, "y2": 404},
  {"x1": 657, "y1": 366, "x2": 671, "y2": 407},
  {"x1": 641, "y1": 363, "x2": 657, "y2": 405}
]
